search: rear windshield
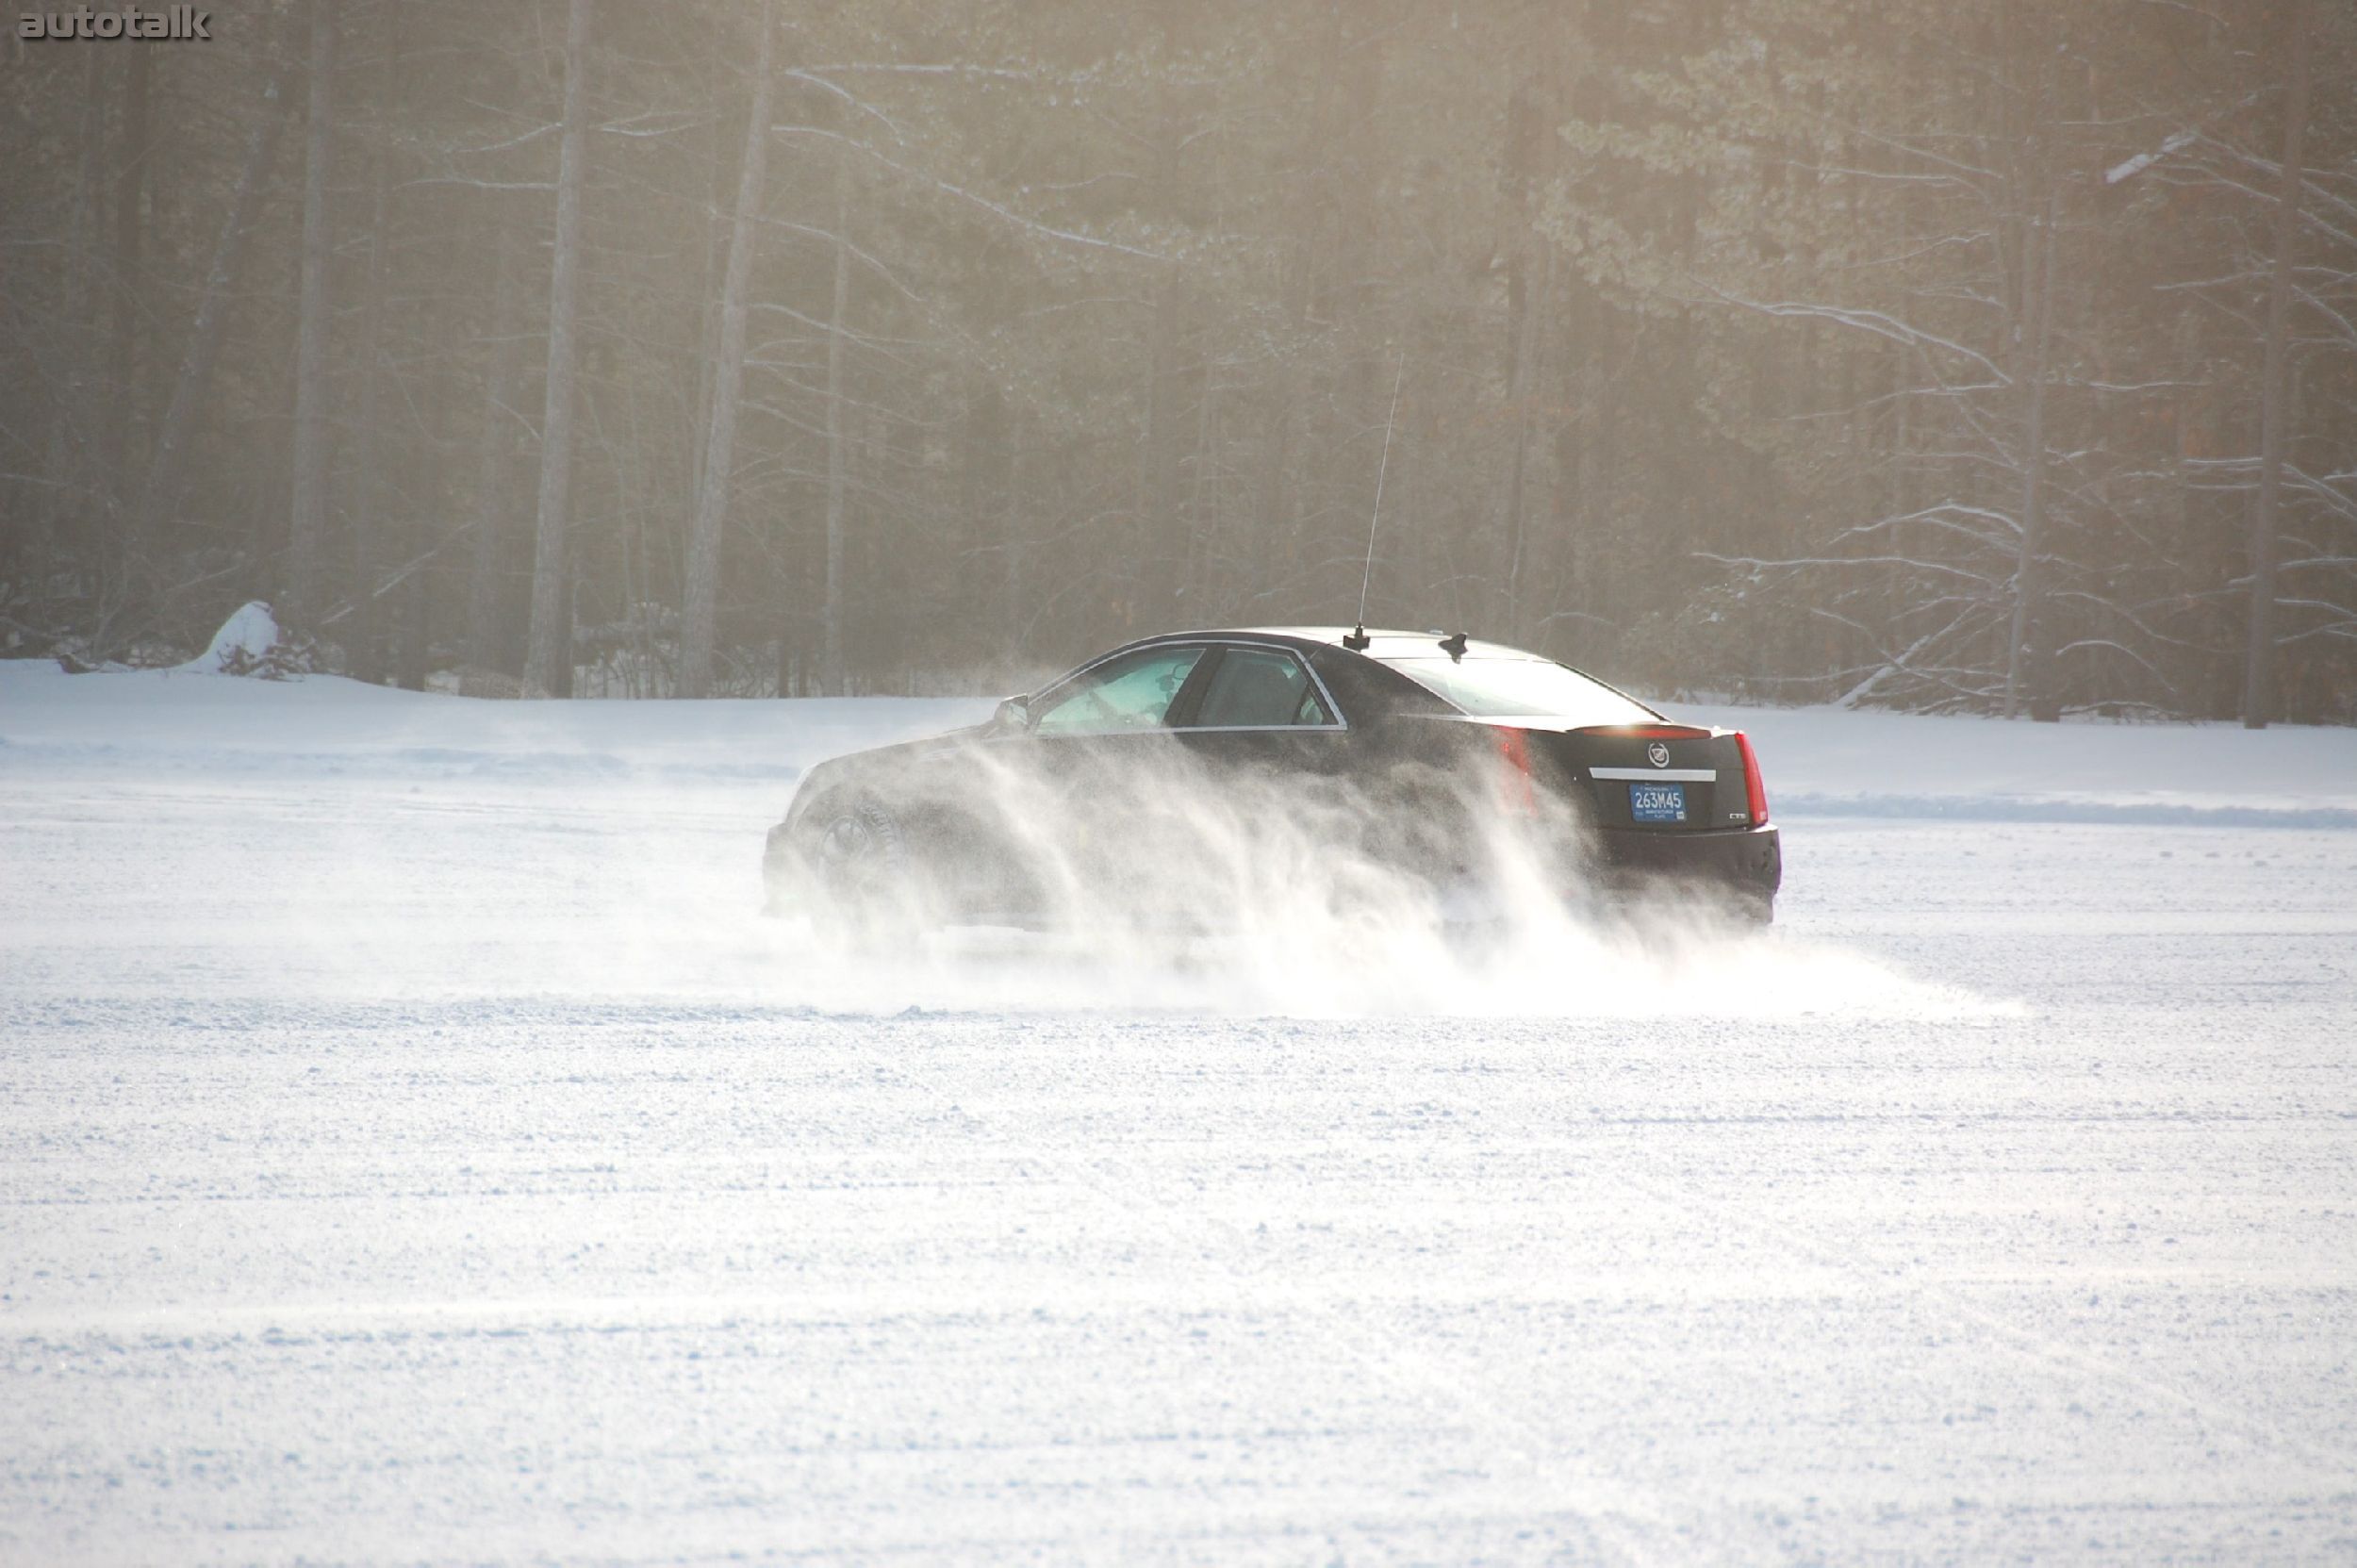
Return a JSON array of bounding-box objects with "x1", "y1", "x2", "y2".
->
[{"x1": 1381, "y1": 657, "x2": 1658, "y2": 724}]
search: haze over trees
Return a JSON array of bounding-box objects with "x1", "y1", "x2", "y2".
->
[{"x1": 2, "y1": 0, "x2": 2350, "y2": 722}]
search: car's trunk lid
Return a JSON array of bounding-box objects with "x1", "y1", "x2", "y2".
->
[{"x1": 1538, "y1": 724, "x2": 1755, "y2": 832}]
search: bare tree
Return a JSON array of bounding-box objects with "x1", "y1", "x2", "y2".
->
[
  {"x1": 677, "y1": 5, "x2": 774, "y2": 700},
  {"x1": 820, "y1": 157, "x2": 852, "y2": 696},
  {"x1": 2241, "y1": 0, "x2": 2314, "y2": 729},
  {"x1": 102, "y1": 46, "x2": 151, "y2": 503},
  {"x1": 523, "y1": 0, "x2": 592, "y2": 700},
  {"x1": 36, "y1": 50, "x2": 107, "y2": 571},
  {"x1": 467, "y1": 224, "x2": 525, "y2": 676},
  {"x1": 287, "y1": 0, "x2": 337, "y2": 620},
  {"x1": 343, "y1": 158, "x2": 393, "y2": 685},
  {"x1": 2003, "y1": 189, "x2": 2062, "y2": 721}
]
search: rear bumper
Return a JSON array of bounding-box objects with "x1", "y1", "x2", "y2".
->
[{"x1": 1595, "y1": 822, "x2": 1781, "y2": 901}]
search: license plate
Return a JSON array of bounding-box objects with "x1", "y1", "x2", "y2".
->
[{"x1": 1629, "y1": 783, "x2": 1687, "y2": 823}]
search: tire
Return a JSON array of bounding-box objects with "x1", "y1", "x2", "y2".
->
[{"x1": 795, "y1": 791, "x2": 920, "y2": 933}]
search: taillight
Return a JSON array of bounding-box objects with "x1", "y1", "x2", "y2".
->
[
  {"x1": 1735, "y1": 731, "x2": 1769, "y2": 826},
  {"x1": 1495, "y1": 726, "x2": 1537, "y2": 817}
]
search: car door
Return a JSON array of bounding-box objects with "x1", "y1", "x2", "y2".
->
[
  {"x1": 1151, "y1": 642, "x2": 1366, "y2": 897},
  {"x1": 1169, "y1": 641, "x2": 1352, "y2": 778},
  {"x1": 1012, "y1": 640, "x2": 1215, "y2": 888}
]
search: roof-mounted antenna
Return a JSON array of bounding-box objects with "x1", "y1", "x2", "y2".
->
[{"x1": 1344, "y1": 350, "x2": 1408, "y2": 654}]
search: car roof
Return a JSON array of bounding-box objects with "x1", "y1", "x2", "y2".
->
[
  {"x1": 1101, "y1": 626, "x2": 1552, "y2": 663},
  {"x1": 1060, "y1": 626, "x2": 1663, "y2": 723}
]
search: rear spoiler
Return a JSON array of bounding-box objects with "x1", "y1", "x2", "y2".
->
[{"x1": 1570, "y1": 723, "x2": 1718, "y2": 741}]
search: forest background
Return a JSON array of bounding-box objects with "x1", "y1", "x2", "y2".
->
[{"x1": 3, "y1": 0, "x2": 2351, "y2": 723}]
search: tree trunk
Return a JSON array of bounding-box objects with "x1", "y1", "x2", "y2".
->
[
  {"x1": 1185, "y1": 342, "x2": 1218, "y2": 614},
  {"x1": 395, "y1": 350, "x2": 446, "y2": 694},
  {"x1": 1546, "y1": 283, "x2": 1591, "y2": 652},
  {"x1": 820, "y1": 161, "x2": 852, "y2": 696},
  {"x1": 104, "y1": 45, "x2": 151, "y2": 508},
  {"x1": 467, "y1": 224, "x2": 524, "y2": 675},
  {"x1": 288, "y1": 0, "x2": 337, "y2": 621},
  {"x1": 523, "y1": 0, "x2": 591, "y2": 700},
  {"x1": 956, "y1": 379, "x2": 1011, "y2": 668},
  {"x1": 132, "y1": 76, "x2": 289, "y2": 563},
  {"x1": 1503, "y1": 243, "x2": 1553, "y2": 635},
  {"x1": 1140, "y1": 263, "x2": 1183, "y2": 630},
  {"x1": 41, "y1": 50, "x2": 107, "y2": 575},
  {"x1": 346, "y1": 161, "x2": 392, "y2": 685},
  {"x1": 2241, "y1": 0, "x2": 2313, "y2": 730},
  {"x1": 1002, "y1": 417, "x2": 1025, "y2": 638},
  {"x1": 677, "y1": 5, "x2": 773, "y2": 700},
  {"x1": 2003, "y1": 187, "x2": 2061, "y2": 720},
  {"x1": 1129, "y1": 2, "x2": 1191, "y2": 632}
]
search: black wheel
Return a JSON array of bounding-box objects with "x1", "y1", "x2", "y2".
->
[{"x1": 796, "y1": 791, "x2": 919, "y2": 933}]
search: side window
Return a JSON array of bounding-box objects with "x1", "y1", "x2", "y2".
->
[
  {"x1": 1188, "y1": 648, "x2": 1336, "y2": 728},
  {"x1": 1030, "y1": 645, "x2": 1206, "y2": 735}
]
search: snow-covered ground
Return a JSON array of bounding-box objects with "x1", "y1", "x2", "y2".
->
[{"x1": 4, "y1": 663, "x2": 2353, "y2": 1564}]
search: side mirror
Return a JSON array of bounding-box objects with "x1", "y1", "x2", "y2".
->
[{"x1": 994, "y1": 693, "x2": 1030, "y2": 731}]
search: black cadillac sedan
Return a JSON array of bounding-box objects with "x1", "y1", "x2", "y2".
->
[{"x1": 763, "y1": 627, "x2": 1781, "y2": 931}]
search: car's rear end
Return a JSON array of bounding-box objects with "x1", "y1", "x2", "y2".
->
[
  {"x1": 1523, "y1": 722, "x2": 1780, "y2": 919},
  {"x1": 1348, "y1": 637, "x2": 1782, "y2": 920}
]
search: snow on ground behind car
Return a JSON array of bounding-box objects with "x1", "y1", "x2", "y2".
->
[
  {"x1": 0, "y1": 661, "x2": 2002, "y2": 1021},
  {"x1": 13, "y1": 661, "x2": 2349, "y2": 1021}
]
